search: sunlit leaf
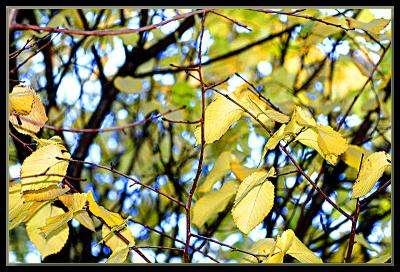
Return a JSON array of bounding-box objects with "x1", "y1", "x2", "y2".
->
[
  {"x1": 199, "y1": 151, "x2": 232, "y2": 192},
  {"x1": 230, "y1": 161, "x2": 257, "y2": 181},
  {"x1": 20, "y1": 144, "x2": 70, "y2": 192},
  {"x1": 194, "y1": 94, "x2": 243, "y2": 145},
  {"x1": 22, "y1": 185, "x2": 70, "y2": 202},
  {"x1": 342, "y1": 144, "x2": 368, "y2": 169},
  {"x1": 87, "y1": 190, "x2": 124, "y2": 227},
  {"x1": 193, "y1": 181, "x2": 238, "y2": 228},
  {"x1": 232, "y1": 169, "x2": 275, "y2": 234},
  {"x1": 8, "y1": 85, "x2": 35, "y2": 115},
  {"x1": 26, "y1": 203, "x2": 69, "y2": 260},
  {"x1": 9, "y1": 86, "x2": 48, "y2": 135},
  {"x1": 261, "y1": 124, "x2": 286, "y2": 161},
  {"x1": 106, "y1": 246, "x2": 130, "y2": 263},
  {"x1": 40, "y1": 210, "x2": 74, "y2": 238},
  {"x1": 351, "y1": 151, "x2": 391, "y2": 198}
]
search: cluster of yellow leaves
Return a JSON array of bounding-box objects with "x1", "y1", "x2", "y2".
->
[
  {"x1": 245, "y1": 229, "x2": 322, "y2": 263},
  {"x1": 8, "y1": 86, "x2": 135, "y2": 263},
  {"x1": 9, "y1": 85, "x2": 48, "y2": 135}
]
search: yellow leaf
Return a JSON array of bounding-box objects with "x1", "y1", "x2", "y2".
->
[
  {"x1": 26, "y1": 203, "x2": 69, "y2": 260},
  {"x1": 9, "y1": 85, "x2": 34, "y2": 115},
  {"x1": 87, "y1": 190, "x2": 124, "y2": 227},
  {"x1": 367, "y1": 253, "x2": 391, "y2": 264},
  {"x1": 317, "y1": 125, "x2": 348, "y2": 162},
  {"x1": 33, "y1": 135, "x2": 64, "y2": 148},
  {"x1": 20, "y1": 144, "x2": 70, "y2": 192},
  {"x1": 9, "y1": 182, "x2": 48, "y2": 229},
  {"x1": 199, "y1": 151, "x2": 232, "y2": 192},
  {"x1": 266, "y1": 252, "x2": 284, "y2": 263},
  {"x1": 114, "y1": 76, "x2": 142, "y2": 93},
  {"x1": 351, "y1": 151, "x2": 391, "y2": 199},
  {"x1": 22, "y1": 185, "x2": 70, "y2": 202},
  {"x1": 192, "y1": 181, "x2": 238, "y2": 228},
  {"x1": 106, "y1": 246, "x2": 130, "y2": 263},
  {"x1": 296, "y1": 128, "x2": 325, "y2": 159},
  {"x1": 342, "y1": 144, "x2": 368, "y2": 169},
  {"x1": 261, "y1": 124, "x2": 286, "y2": 161},
  {"x1": 40, "y1": 210, "x2": 74, "y2": 238},
  {"x1": 9, "y1": 86, "x2": 48, "y2": 135},
  {"x1": 194, "y1": 94, "x2": 243, "y2": 145},
  {"x1": 74, "y1": 210, "x2": 96, "y2": 232},
  {"x1": 101, "y1": 224, "x2": 135, "y2": 251},
  {"x1": 294, "y1": 106, "x2": 317, "y2": 128},
  {"x1": 264, "y1": 109, "x2": 290, "y2": 123},
  {"x1": 59, "y1": 193, "x2": 87, "y2": 212},
  {"x1": 279, "y1": 229, "x2": 323, "y2": 263},
  {"x1": 230, "y1": 161, "x2": 257, "y2": 181},
  {"x1": 232, "y1": 169, "x2": 275, "y2": 234}
]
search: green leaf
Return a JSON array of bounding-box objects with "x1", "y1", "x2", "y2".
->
[
  {"x1": 232, "y1": 168, "x2": 275, "y2": 234},
  {"x1": 114, "y1": 76, "x2": 142, "y2": 93},
  {"x1": 351, "y1": 151, "x2": 391, "y2": 198},
  {"x1": 192, "y1": 181, "x2": 238, "y2": 228},
  {"x1": 171, "y1": 81, "x2": 195, "y2": 108},
  {"x1": 199, "y1": 151, "x2": 232, "y2": 192}
]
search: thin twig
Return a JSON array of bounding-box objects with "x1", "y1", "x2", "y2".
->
[
  {"x1": 11, "y1": 106, "x2": 185, "y2": 133},
  {"x1": 184, "y1": 10, "x2": 207, "y2": 263},
  {"x1": 9, "y1": 131, "x2": 34, "y2": 152},
  {"x1": 56, "y1": 157, "x2": 185, "y2": 208},
  {"x1": 336, "y1": 43, "x2": 390, "y2": 131},
  {"x1": 10, "y1": 9, "x2": 211, "y2": 36}
]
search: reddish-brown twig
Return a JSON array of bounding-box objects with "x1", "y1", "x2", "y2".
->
[
  {"x1": 10, "y1": 9, "x2": 211, "y2": 36},
  {"x1": 11, "y1": 106, "x2": 185, "y2": 133}
]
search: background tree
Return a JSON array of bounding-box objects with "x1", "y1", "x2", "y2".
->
[{"x1": 8, "y1": 8, "x2": 392, "y2": 264}]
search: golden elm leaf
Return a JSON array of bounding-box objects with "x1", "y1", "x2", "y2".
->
[
  {"x1": 8, "y1": 85, "x2": 35, "y2": 115},
  {"x1": 40, "y1": 210, "x2": 74, "y2": 238},
  {"x1": 9, "y1": 86, "x2": 48, "y2": 135},
  {"x1": 101, "y1": 223, "x2": 135, "y2": 251},
  {"x1": 87, "y1": 190, "x2": 124, "y2": 227},
  {"x1": 73, "y1": 210, "x2": 96, "y2": 232},
  {"x1": 317, "y1": 125, "x2": 348, "y2": 159},
  {"x1": 261, "y1": 124, "x2": 286, "y2": 162},
  {"x1": 114, "y1": 76, "x2": 142, "y2": 93},
  {"x1": 265, "y1": 251, "x2": 284, "y2": 263},
  {"x1": 230, "y1": 161, "x2": 258, "y2": 182},
  {"x1": 20, "y1": 144, "x2": 70, "y2": 192},
  {"x1": 351, "y1": 151, "x2": 391, "y2": 199},
  {"x1": 194, "y1": 94, "x2": 243, "y2": 145},
  {"x1": 26, "y1": 203, "x2": 69, "y2": 260},
  {"x1": 294, "y1": 106, "x2": 317, "y2": 128},
  {"x1": 264, "y1": 109, "x2": 290, "y2": 123},
  {"x1": 232, "y1": 169, "x2": 275, "y2": 234},
  {"x1": 59, "y1": 193, "x2": 87, "y2": 212},
  {"x1": 33, "y1": 135, "x2": 64, "y2": 148},
  {"x1": 279, "y1": 229, "x2": 323, "y2": 263},
  {"x1": 245, "y1": 238, "x2": 277, "y2": 263},
  {"x1": 198, "y1": 151, "x2": 232, "y2": 192},
  {"x1": 22, "y1": 185, "x2": 70, "y2": 202},
  {"x1": 192, "y1": 181, "x2": 238, "y2": 228},
  {"x1": 342, "y1": 144, "x2": 369, "y2": 169},
  {"x1": 8, "y1": 182, "x2": 48, "y2": 229},
  {"x1": 367, "y1": 253, "x2": 391, "y2": 264},
  {"x1": 106, "y1": 246, "x2": 130, "y2": 263}
]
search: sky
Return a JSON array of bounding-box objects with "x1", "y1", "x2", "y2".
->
[{"x1": 9, "y1": 8, "x2": 392, "y2": 263}]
